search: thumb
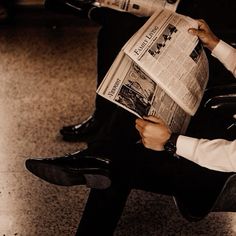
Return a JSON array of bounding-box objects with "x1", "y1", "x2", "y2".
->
[{"x1": 188, "y1": 28, "x2": 199, "y2": 36}]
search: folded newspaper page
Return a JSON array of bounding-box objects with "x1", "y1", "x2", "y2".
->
[
  {"x1": 95, "y1": 0, "x2": 181, "y2": 17},
  {"x1": 97, "y1": 8, "x2": 209, "y2": 134}
]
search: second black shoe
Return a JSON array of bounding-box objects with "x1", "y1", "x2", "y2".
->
[
  {"x1": 25, "y1": 150, "x2": 111, "y2": 189},
  {"x1": 60, "y1": 115, "x2": 101, "y2": 142}
]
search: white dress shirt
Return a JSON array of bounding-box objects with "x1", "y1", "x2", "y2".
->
[
  {"x1": 176, "y1": 40, "x2": 236, "y2": 172},
  {"x1": 212, "y1": 40, "x2": 236, "y2": 77}
]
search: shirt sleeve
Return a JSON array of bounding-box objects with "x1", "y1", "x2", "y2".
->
[
  {"x1": 211, "y1": 40, "x2": 236, "y2": 78},
  {"x1": 176, "y1": 135, "x2": 236, "y2": 172}
]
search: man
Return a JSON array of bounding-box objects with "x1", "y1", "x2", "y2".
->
[
  {"x1": 136, "y1": 19, "x2": 236, "y2": 172},
  {"x1": 59, "y1": 0, "x2": 236, "y2": 142},
  {"x1": 25, "y1": 5, "x2": 236, "y2": 235}
]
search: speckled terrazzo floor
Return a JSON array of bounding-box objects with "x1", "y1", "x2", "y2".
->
[{"x1": 0, "y1": 15, "x2": 236, "y2": 236}]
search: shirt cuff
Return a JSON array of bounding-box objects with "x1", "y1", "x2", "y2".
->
[
  {"x1": 211, "y1": 40, "x2": 234, "y2": 62},
  {"x1": 176, "y1": 135, "x2": 199, "y2": 161}
]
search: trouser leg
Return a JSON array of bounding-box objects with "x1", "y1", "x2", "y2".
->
[
  {"x1": 127, "y1": 144, "x2": 231, "y2": 220},
  {"x1": 87, "y1": 106, "x2": 141, "y2": 153},
  {"x1": 76, "y1": 143, "x2": 231, "y2": 234},
  {"x1": 76, "y1": 185, "x2": 131, "y2": 236}
]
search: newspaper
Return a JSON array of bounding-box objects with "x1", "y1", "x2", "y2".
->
[
  {"x1": 95, "y1": 0, "x2": 181, "y2": 17},
  {"x1": 97, "y1": 8, "x2": 209, "y2": 134}
]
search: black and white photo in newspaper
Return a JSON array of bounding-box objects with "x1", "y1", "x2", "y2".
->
[{"x1": 97, "y1": 51, "x2": 191, "y2": 134}]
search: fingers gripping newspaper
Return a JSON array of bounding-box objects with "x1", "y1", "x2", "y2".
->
[{"x1": 97, "y1": 8, "x2": 209, "y2": 134}]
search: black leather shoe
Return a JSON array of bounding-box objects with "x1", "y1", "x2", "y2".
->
[
  {"x1": 60, "y1": 115, "x2": 101, "y2": 142},
  {"x1": 25, "y1": 150, "x2": 111, "y2": 189}
]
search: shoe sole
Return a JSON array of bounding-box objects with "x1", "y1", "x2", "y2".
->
[{"x1": 25, "y1": 160, "x2": 111, "y2": 189}]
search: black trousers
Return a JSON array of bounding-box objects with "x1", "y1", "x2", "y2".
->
[
  {"x1": 76, "y1": 3, "x2": 236, "y2": 235},
  {"x1": 76, "y1": 141, "x2": 232, "y2": 235},
  {"x1": 77, "y1": 89, "x2": 233, "y2": 236}
]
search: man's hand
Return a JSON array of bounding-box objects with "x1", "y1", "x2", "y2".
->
[
  {"x1": 188, "y1": 19, "x2": 219, "y2": 51},
  {"x1": 135, "y1": 116, "x2": 171, "y2": 151}
]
